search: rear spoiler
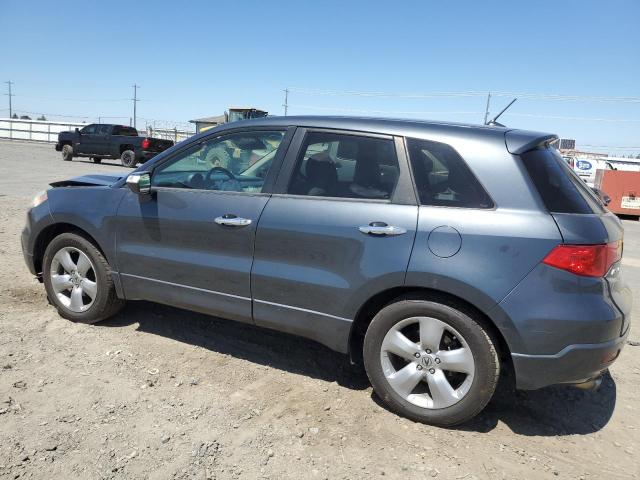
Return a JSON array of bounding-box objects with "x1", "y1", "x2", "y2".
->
[{"x1": 505, "y1": 130, "x2": 559, "y2": 155}]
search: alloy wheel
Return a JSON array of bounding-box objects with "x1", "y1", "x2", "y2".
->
[
  {"x1": 380, "y1": 316, "x2": 475, "y2": 409},
  {"x1": 49, "y1": 247, "x2": 98, "y2": 313}
]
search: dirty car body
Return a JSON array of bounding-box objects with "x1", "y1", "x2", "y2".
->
[{"x1": 23, "y1": 116, "x2": 632, "y2": 425}]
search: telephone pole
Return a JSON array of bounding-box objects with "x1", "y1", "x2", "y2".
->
[
  {"x1": 283, "y1": 88, "x2": 289, "y2": 116},
  {"x1": 132, "y1": 84, "x2": 140, "y2": 128},
  {"x1": 5, "y1": 81, "x2": 14, "y2": 118}
]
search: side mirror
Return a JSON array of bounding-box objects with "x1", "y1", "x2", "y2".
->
[
  {"x1": 126, "y1": 172, "x2": 151, "y2": 195},
  {"x1": 75, "y1": 128, "x2": 80, "y2": 134}
]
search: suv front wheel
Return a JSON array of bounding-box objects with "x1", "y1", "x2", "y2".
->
[
  {"x1": 62, "y1": 144, "x2": 73, "y2": 161},
  {"x1": 363, "y1": 299, "x2": 499, "y2": 426},
  {"x1": 42, "y1": 232, "x2": 124, "y2": 323}
]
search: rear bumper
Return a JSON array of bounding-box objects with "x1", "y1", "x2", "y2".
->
[
  {"x1": 491, "y1": 261, "x2": 632, "y2": 390},
  {"x1": 141, "y1": 150, "x2": 160, "y2": 161},
  {"x1": 512, "y1": 328, "x2": 629, "y2": 390}
]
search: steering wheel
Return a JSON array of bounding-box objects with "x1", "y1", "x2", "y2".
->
[{"x1": 204, "y1": 166, "x2": 236, "y2": 187}]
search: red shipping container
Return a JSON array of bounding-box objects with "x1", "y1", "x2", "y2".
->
[{"x1": 595, "y1": 169, "x2": 640, "y2": 216}]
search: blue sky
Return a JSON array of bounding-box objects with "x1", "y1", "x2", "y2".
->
[{"x1": 1, "y1": 0, "x2": 638, "y2": 155}]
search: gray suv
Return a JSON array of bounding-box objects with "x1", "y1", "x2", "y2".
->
[{"x1": 22, "y1": 116, "x2": 632, "y2": 426}]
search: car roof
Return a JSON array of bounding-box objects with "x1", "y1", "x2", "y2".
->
[{"x1": 206, "y1": 115, "x2": 554, "y2": 150}]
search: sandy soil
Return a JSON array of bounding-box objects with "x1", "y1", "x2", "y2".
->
[{"x1": 0, "y1": 140, "x2": 639, "y2": 480}]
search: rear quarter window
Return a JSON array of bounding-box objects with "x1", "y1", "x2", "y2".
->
[
  {"x1": 406, "y1": 138, "x2": 494, "y2": 208},
  {"x1": 520, "y1": 148, "x2": 605, "y2": 214}
]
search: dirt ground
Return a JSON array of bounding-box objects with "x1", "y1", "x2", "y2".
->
[{"x1": 0, "y1": 139, "x2": 638, "y2": 480}]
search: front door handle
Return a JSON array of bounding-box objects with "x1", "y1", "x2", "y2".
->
[
  {"x1": 358, "y1": 222, "x2": 407, "y2": 236},
  {"x1": 214, "y1": 214, "x2": 252, "y2": 227}
]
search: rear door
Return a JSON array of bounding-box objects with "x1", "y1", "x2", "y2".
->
[
  {"x1": 93, "y1": 124, "x2": 111, "y2": 155},
  {"x1": 251, "y1": 128, "x2": 418, "y2": 352},
  {"x1": 115, "y1": 127, "x2": 293, "y2": 323}
]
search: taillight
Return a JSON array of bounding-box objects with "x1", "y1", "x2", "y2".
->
[
  {"x1": 141, "y1": 138, "x2": 150, "y2": 149},
  {"x1": 542, "y1": 241, "x2": 622, "y2": 277}
]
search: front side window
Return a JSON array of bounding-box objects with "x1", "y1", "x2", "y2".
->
[
  {"x1": 97, "y1": 125, "x2": 110, "y2": 135},
  {"x1": 81, "y1": 124, "x2": 97, "y2": 134},
  {"x1": 151, "y1": 130, "x2": 284, "y2": 193},
  {"x1": 407, "y1": 138, "x2": 493, "y2": 208},
  {"x1": 288, "y1": 132, "x2": 399, "y2": 200}
]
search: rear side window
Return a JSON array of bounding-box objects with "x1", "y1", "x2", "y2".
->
[
  {"x1": 520, "y1": 148, "x2": 604, "y2": 214},
  {"x1": 113, "y1": 126, "x2": 138, "y2": 136},
  {"x1": 406, "y1": 138, "x2": 493, "y2": 208},
  {"x1": 288, "y1": 132, "x2": 399, "y2": 200}
]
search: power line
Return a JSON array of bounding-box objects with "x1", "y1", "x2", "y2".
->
[
  {"x1": 0, "y1": 108, "x2": 91, "y2": 119},
  {"x1": 287, "y1": 87, "x2": 640, "y2": 103},
  {"x1": 580, "y1": 145, "x2": 640, "y2": 150},
  {"x1": 287, "y1": 104, "x2": 640, "y2": 123},
  {"x1": 12, "y1": 94, "x2": 129, "y2": 102},
  {"x1": 503, "y1": 112, "x2": 640, "y2": 123},
  {"x1": 287, "y1": 104, "x2": 481, "y2": 116}
]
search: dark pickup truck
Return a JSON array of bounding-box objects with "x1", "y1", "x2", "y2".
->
[{"x1": 55, "y1": 124, "x2": 174, "y2": 167}]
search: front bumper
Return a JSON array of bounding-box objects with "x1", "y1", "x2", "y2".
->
[
  {"x1": 54, "y1": 143, "x2": 62, "y2": 152},
  {"x1": 22, "y1": 224, "x2": 37, "y2": 275},
  {"x1": 512, "y1": 329, "x2": 629, "y2": 390},
  {"x1": 21, "y1": 200, "x2": 54, "y2": 277}
]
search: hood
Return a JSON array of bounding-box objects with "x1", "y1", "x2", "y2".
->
[{"x1": 50, "y1": 172, "x2": 126, "y2": 188}]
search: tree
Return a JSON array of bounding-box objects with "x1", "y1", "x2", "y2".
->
[
  {"x1": 37, "y1": 115, "x2": 46, "y2": 121},
  {"x1": 11, "y1": 113, "x2": 18, "y2": 119}
]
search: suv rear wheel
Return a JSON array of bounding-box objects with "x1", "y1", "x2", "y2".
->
[
  {"x1": 363, "y1": 299, "x2": 499, "y2": 426},
  {"x1": 62, "y1": 144, "x2": 73, "y2": 161},
  {"x1": 42, "y1": 233, "x2": 124, "y2": 323}
]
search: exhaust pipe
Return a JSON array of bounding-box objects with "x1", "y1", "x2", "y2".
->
[{"x1": 572, "y1": 376, "x2": 603, "y2": 391}]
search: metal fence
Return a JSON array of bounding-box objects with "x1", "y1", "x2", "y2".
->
[
  {"x1": 0, "y1": 118, "x2": 85, "y2": 142},
  {"x1": 145, "y1": 126, "x2": 194, "y2": 143},
  {"x1": 0, "y1": 118, "x2": 195, "y2": 144}
]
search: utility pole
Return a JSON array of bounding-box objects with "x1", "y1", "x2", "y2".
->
[
  {"x1": 483, "y1": 91, "x2": 491, "y2": 125},
  {"x1": 283, "y1": 88, "x2": 289, "y2": 116},
  {"x1": 5, "y1": 81, "x2": 14, "y2": 118},
  {"x1": 132, "y1": 84, "x2": 140, "y2": 128}
]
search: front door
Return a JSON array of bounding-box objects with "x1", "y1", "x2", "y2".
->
[
  {"x1": 75, "y1": 124, "x2": 101, "y2": 155},
  {"x1": 251, "y1": 129, "x2": 418, "y2": 352},
  {"x1": 115, "y1": 128, "x2": 291, "y2": 323}
]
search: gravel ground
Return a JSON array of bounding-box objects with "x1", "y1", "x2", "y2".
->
[{"x1": 0, "y1": 139, "x2": 639, "y2": 480}]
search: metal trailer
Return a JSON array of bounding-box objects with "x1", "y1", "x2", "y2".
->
[{"x1": 595, "y1": 169, "x2": 640, "y2": 217}]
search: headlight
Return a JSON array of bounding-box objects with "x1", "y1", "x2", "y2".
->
[{"x1": 32, "y1": 190, "x2": 48, "y2": 208}]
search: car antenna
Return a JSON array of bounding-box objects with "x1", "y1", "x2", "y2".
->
[{"x1": 486, "y1": 98, "x2": 517, "y2": 127}]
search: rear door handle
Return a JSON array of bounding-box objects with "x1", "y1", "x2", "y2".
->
[
  {"x1": 214, "y1": 214, "x2": 252, "y2": 227},
  {"x1": 358, "y1": 222, "x2": 407, "y2": 236}
]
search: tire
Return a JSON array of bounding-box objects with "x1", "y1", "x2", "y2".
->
[
  {"x1": 363, "y1": 299, "x2": 499, "y2": 426},
  {"x1": 62, "y1": 144, "x2": 73, "y2": 161},
  {"x1": 92, "y1": 157, "x2": 102, "y2": 164},
  {"x1": 120, "y1": 149, "x2": 136, "y2": 167},
  {"x1": 42, "y1": 232, "x2": 124, "y2": 324}
]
